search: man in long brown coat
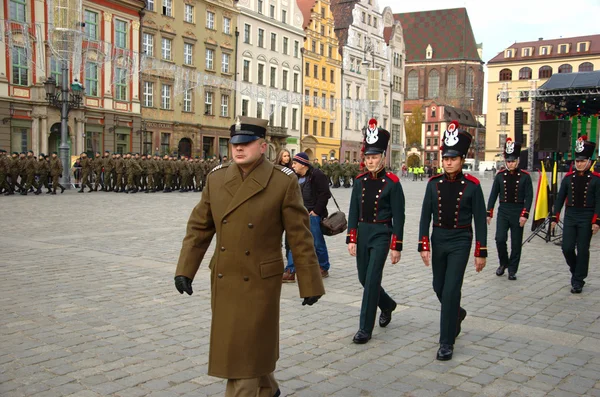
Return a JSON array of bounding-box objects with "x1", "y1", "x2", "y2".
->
[{"x1": 175, "y1": 117, "x2": 325, "y2": 397}]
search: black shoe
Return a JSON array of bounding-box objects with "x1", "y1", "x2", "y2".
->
[
  {"x1": 496, "y1": 265, "x2": 507, "y2": 276},
  {"x1": 456, "y1": 308, "x2": 467, "y2": 337},
  {"x1": 51, "y1": 191, "x2": 56, "y2": 195},
  {"x1": 436, "y1": 344, "x2": 453, "y2": 361},
  {"x1": 352, "y1": 330, "x2": 371, "y2": 344},
  {"x1": 78, "y1": 189, "x2": 84, "y2": 193},
  {"x1": 34, "y1": 189, "x2": 41, "y2": 195},
  {"x1": 379, "y1": 302, "x2": 397, "y2": 328},
  {"x1": 46, "y1": 189, "x2": 52, "y2": 194},
  {"x1": 60, "y1": 186, "x2": 65, "y2": 194},
  {"x1": 508, "y1": 273, "x2": 517, "y2": 281},
  {"x1": 273, "y1": 389, "x2": 281, "y2": 397},
  {"x1": 571, "y1": 286, "x2": 583, "y2": 294}
]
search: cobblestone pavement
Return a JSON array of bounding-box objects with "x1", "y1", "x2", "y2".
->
[{"x1": 1, "y1": 176, "x2": 600, "y2": 397}]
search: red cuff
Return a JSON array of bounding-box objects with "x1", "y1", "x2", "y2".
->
[
  {"x1": 390, "y1": 234, "x2": 402, "y2": 251},
  {"x1": 554, "y1": 213, "x2": 560, "y2": 223},
  {"x1": 593, "y1": 214, "x2": 599, "y2": 225},
  {"x1": 346, "y1": 228, "x2": 357, "y2": 244},
  {"x1": 474, "y1": 241, "x2": 487, "y2": 257},
  {"x1": 487, "y1": 208, "x2": 493, "y2": 218},
  {"x1": 418, "y1": 236, "x2": 430, "y2": 252},
  {"x1": 520, "y1": 209, "x2": 529, "y2": 219}
]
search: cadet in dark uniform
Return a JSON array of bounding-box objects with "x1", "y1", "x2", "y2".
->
[
  {"x1": 175, "y1": 116, "x2": 324, "y2": 397},
  {"x1": 418, "y1": 122, "x2": 487, "y2": 361},
  {"x1": 552, "y1": 136, "x2": 600, "y2": 294},
  {"x1": 347, "y1": 125, "x2": 405, "y2": 344},
  {"x1": 486, "y1": 138, "x2": 533, "y2": 280}
]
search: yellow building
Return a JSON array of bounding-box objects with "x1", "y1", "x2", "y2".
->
[
  {"x1": 485, "y1": 34, "x2": 600, "y2": 161},
  {"x1": 298, "y1": 0, "x2": 342, "y2": 163}
]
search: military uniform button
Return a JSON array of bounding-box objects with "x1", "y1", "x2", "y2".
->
[
  {"x1": 220, "y1": 247, "x2": 226, "y2": 251},
  {"x1": 245, "y1": 250, "x2": 250, "y2": 255},
  {"x1": 218, "y1": 273, "x2": 223, "y2": 278},
  {"x1": 248, "y1": 223, "x2": 254, "y2": 228},
  {"x1": 223, "y1": 219, "x2": 228, "y2": 224},
  {"x1": 243, "y1": 276, "x2": 249, "y2": 281}
]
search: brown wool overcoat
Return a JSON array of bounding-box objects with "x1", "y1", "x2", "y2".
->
[{"x1": 176, "y1": 158, "x2": 325, "y2": 379}]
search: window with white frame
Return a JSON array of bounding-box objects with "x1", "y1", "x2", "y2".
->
[
  {"x1": 205, "y1": 48, "x2": 214, "y2": 70},
  {"x1": 281, "y1": 10, "x2": 287, "y2": 23},
  {"x1": 258, "y1": 29, "x2": 264, "y2": 47},
  {"x1": 257, "y1": 101, "x2": 263, "y2": 118},
  {"x1": 12, "y1": 47, "x2": 28, "y2": 86},
  {"x1": 85, "y1": 62, "x2": 98, "y2": 96},
  {"x1": 283, "y1": 37, "x2": 288, "y2": 54},
  {"x1": 293, "y1": 73, "x2": 298, "y2": 92},
  {"x1": 257, "y1": 0, "x2": 263, "y2": 14},
  {"x1": 161, "y1": 84, "x2": 171, "y2": 109},
  {"x1": 183, "y1": 89, "x2": 192, "y2": 112},
  {"x1": 242, "y1": 99, "x2": 249, "y2": 116},
  {"x1": 221, "y1": 94, "x2": 229, "y2": 117},
  {"x1": 244, "y1": 24, "x2": 251, "y2": 44},
  {"x1": 84, "y1": 10, "x2": 98, "y2": 40},
  {"x1": 162, "y1": 0, "x2": 172, "y2": 16},
  {"x1": 223, "y1": 17, "x2": 231, "y2": 34},
  {"x1": 269, "y1": 104, "x2": 275, "y2": 125},
  {"x1": 294, "y1": 41, "x2": 299, "y2": 57},
  {"x1": 142, "y1": 33, "x2": 154, "y2": 56},
  {"x1": 243, "y1": 60, "x2": 250, "y2": 81},
  {"x1": 146, "y1": 0, "x2": 154, "y2": 11},
  {"x1": 270, "y1": 66, "x2": 276, "y2": 87},
  {"x1": 282, "y1": 70, "x2": 288, "y2": 90},
  {"x1": 161, "y1": 38, "x2": 172, "y2": 60},
  {"x1": 269, "y1": 4, "x2": 275, "y2": 18},
  {"x1": 281, "y1": 106, "x2": 287, "y2": 128},
  {"x1": 206, "y1": 11, "x2": 215, "y2": 29},
  {"x1": 114, "y1": 67, "x2": 127, "y2": 100},
  {"x1": 221, "y1": 53, "x2": 230, "y2": 73},
  {"x1": 143, "y1": 81, "x2": 153, "y2": 107},
  {"x1": 184, "y1": 43, "x2": 193, "y2": 65},
  {"x1": 115, "y1": 20, "x2": 127, "y2": 49},
  {"x1": 205, "y1": 91, "x2": 213, "y2": 115},
  {"x1": 257, "y1": 64, "x2": 264, "y2": 85},
  {"x1": 292, "y1": 108, "x2": 297, "y2": 130},
  {"x1": 184, "y1": 4, "x2": 194, "y2": 23},
  {"x1": 9, "y1": 0, "x2": 26, "y2": 22}
]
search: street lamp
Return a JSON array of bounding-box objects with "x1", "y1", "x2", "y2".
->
[{"x1": 362, "y1": 37, "x2": 378, "y2": 121}]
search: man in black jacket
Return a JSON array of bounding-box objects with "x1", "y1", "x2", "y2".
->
[{"x1": 283, "y1": 152, "x2": 332, "y2": 282}]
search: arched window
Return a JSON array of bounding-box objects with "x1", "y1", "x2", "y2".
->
[
  {"x1": 558, "y1": 64, "x2": 573, "y2": 73},
  {"x1": 499, "y1": 68, "x2": 512, "y2": 81},
  {"x1": 407, "y1": 70, "x2": 418, "y2": 99},
  {"x1": 465, "y1": 68, "x2": 474, "y2": 97},
  {"x1": 579, "y1": 62, "x2": 594, "y2": 72},
  {"x1": 538, "y1": 66, "x2": 552, "y2": 79},
  {"x1": 427, "y1": 69, "x2": 439, "y2": 98},
  {"x1": 519, "y1": 67, "x2": 532, "y2": 80},
  {"x1": 446, "y1": 68, "x2": 457, "y2": 97}
]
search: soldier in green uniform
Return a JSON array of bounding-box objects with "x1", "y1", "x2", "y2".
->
[
  {"x1": 7, "y1": 152, "x2": 21, "y2": 194},
  {"x1": 312, "y1": 159, "x2": 321, "y2": 170},
  {"x1": 342, "y1": 160, "x2": 352, "y2": 188},
  {"x1": 155, "y1": 155, "x2": 164, "y2": 191},
  {"x1": 331, "y1": 159, "x2": 341, "y2": 188},
  {"x1": 0, "y1": 149, "x2": 12, "y2": 195},
  {"x1": 551, "y1": 136, "x2": 600, "y2": 294},
  {"x1": 21, "y1": 151, "x2": 39, "y2": 195},
  {"x1": 114, "y1": 153, "x2": 125, "y2": 193},
  {"x1": 35, "y1": 154, "x2": 51, "y2": 194},
  {"x1": 418, "y1": 122, "x2": 487, "y2": 361},
  {"x1": 103, "y1": 151, "x2": 114, "y2": 191},
  {"x1": 92, "y1": 152, "x2": 103, "y2": 191},
  {"x1": 163, "y1": 155, "x2": 174, "y2": 192},
  {"x1": 346, "y1": 124, "x2": 405, "y2": 344},
  {"x1": 145, "y1": 154, "x2": 157, "y2": 193},
  {"x1": 486, "y1": 138, "x2": 533, "y2": 280},
  {"x1": 127, "y1": 153, "x2": 143, "y2": 193},
  {"x1": 49, "y1": 152, "x2": 65, "y2": 194},
  {"x1": 78, "y1": 152, "x2": 94, "y2": 193}
]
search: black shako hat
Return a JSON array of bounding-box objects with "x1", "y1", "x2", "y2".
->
[
  {"x1": 574, "y1": 135, "x2": 597, "y2": 160},
  {"x1": 503, "y1": 137, "x2": 522, "y2": 161},
  {"x1": 441, "y1": 120, "x2": 472, "y2": 158},
  {"x1": 363, "y1": 118, "x2": 390, "y2": 155},
  {"x1": 230, "y1": 116, "x2": 267, "y2": 144}
]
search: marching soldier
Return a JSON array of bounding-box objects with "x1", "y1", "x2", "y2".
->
[
  {"x1": 180, "y1": 157, "x2": 191, "y2": 193},
  {"x1": 552, "y1": 136, "x2": 600, "y2": 294},
  {"x1": 0, "y1": 149, "x2": 12, "y2": 195},
  {"x1": 163, "y1": 155, "x2": 174, "y2": 192},
  {"x1": 21, "y1": 151, "x2": 39, "y2": 195},
  {"x1": 92, "y1": 152, "x2": 104, "y2": 191},
  {"x1": 145, "y1": 154, "x2": 158, "y2": 193},
  {"x1": 78, "y1": 152, "x2": 94, "y2": 193},
  {"x1": 418, "y1": 122, "x2": 487, "y2": 361},
  {"x1": 174, "y1": 117, "x2": 324, "y2": 397},
  {"x1": 103, "y1": 151, "x2": 114, "y2": 191},
  {"x1": 346, "y1": 124, "x2": 405, "y2": 344},
  {"x1": 8, "y1": 152, "x2": 22, "y2": 193},
  {"x1": 486, "y1": 138, "x2": 533, "y2": 280},
  {"x1": 194, "y1": 157, "x2": 203, "y2": 192},
  {"x1": 114, "y1": 153, "x2": 125, "y2": 193},
  {"x1": 49, "y1": 152, "x2": 65, "y2": 194},
  {"x1": 36, "y1": 154, "x2": 51, "y2": 194},
  {"x1": 127, "y1": 153, "x2": 143, "y2": 193}
]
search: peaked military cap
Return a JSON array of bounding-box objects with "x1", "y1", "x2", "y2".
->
[
  {"x1": 363, "y1": 118, "x2": 390, "y2": 155},
  {"x1": 441, "y1": 120, "x2": 472, "y2": 158},
  {"x1": 503, "y1": 137, "x2": 522, "y2": 161},
  {"x1": 230, "y1": 116, "x2": 267, "y2": 144}
]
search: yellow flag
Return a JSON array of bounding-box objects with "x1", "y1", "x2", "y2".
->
[
  {"x1": 552, "y1": 158, "x2": 557, "y2": 185},
  {"x1": 534, "y1": 162, "x2": 549, "y2": 222}
]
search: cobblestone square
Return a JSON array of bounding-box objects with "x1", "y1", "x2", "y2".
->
[{"x1": 1, "y1": 176, "x2": 600, "y2": 397}]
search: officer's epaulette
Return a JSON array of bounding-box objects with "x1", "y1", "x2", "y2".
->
[
  {"x1": 386, "y1": 172, "x2": 399, "y2": 183},
  {"x1": 519, "y1": 169, "x2": 530, "y2": 175},
  {"x1": 274, "y1": 165, "x2": 295, "y2": 177},
  {"x1": 428, "y1": 173, "x2": 444, "y2": 181},
  {"x1": 592, "y1": 171, "x2": 600, "y2": 178},
  {"x1": 356, "y1": 172, "x2": 368, "y2": 179},
  {"x1": 464, "y1": 173, "x2": 480, "y2": 185},
  {"x1": 209, "y1": 163, "x2": 228, "y2": 174},
  {"x1": 565, "y1": 171, "x2": 575, "y2": 177}
]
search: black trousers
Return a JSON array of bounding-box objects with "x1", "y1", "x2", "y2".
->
[
  {"x1": 562, "y1": 208, "x2": 594, "y2": 287},
  {"x1": 495, "y1": 204, "x2": 525, "y2": 274},
  {"x1": 431, "y1": 227, "x2": 471, "y2": 345}
]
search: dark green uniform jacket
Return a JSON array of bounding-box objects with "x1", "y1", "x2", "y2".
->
[
  {"x1": 486, "y1": 168, "x2": 534, "y2": 219},
  {"x1": 553, "y1": 170, "x2": 600, "y2": 225}
]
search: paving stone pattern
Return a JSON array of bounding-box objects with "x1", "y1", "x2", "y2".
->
[{"x1": 1, "y1": 176, "x2": 600, "y2": 397}]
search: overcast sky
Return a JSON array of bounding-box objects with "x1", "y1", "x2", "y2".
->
[{"x1": 378, "y1": 0, "x2": 600, "y2": 63}]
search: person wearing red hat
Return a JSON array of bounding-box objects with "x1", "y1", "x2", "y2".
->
[
  {"x1": 486, "y1": 138, "x2": 533, "y2": 280},
  {"x1": 347, "y1": 120, "x2": 405, "y2": 344},
  {"x1": 551, "y1": 136, "x2": 600, "y2": 294},
  {"x1": 418, "y1": 121, "x2": 487, "y2": 361}
]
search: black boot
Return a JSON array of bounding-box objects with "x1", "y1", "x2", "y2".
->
[
  {"x1": 46, "y1": 189, "x2": 52, "y2": 194},
  {"x1": 379, "y1": 301, "x2": 397, "y2": 328},
  {"x1": 51, "y1": 189, "x2": 57, "y2": 195},
  {"x1": 34, "y1": 188, "x2": 41, "y2": 195},
  {"x1": 352, "y1": 330, "x2": 371, "y2": 344},
  {"x1": 436, "y1": 344, "x2": 453, "y2": 361},
  {"x1": 496, "y1": 265, "x2": 507, "y2": 276},
  {"x1": 456, "y1": 308, "x2": 467, "y2": 337},
  {"x1": 60, "y1": 185, "x2": 65, "y2": 194}
]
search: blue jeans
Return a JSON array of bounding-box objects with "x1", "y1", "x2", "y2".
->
[{"x1": 285, "y1": 214, "x2": 330, "y2": 272}]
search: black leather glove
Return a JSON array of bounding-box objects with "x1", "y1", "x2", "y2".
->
[
  {"x1": 302, "y1": 295, "x2": 321, "y2": 306},
  {"x1": 175, "y1": 276, "x2": 193, "y2": 295}
]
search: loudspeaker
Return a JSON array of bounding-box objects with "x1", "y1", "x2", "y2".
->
[
  {"x1": 514, "y1": 108, "x2": 524, "y2": 144},
  {"x1": 539, "y1": 120, "x2": 571, "y2": 152}
]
